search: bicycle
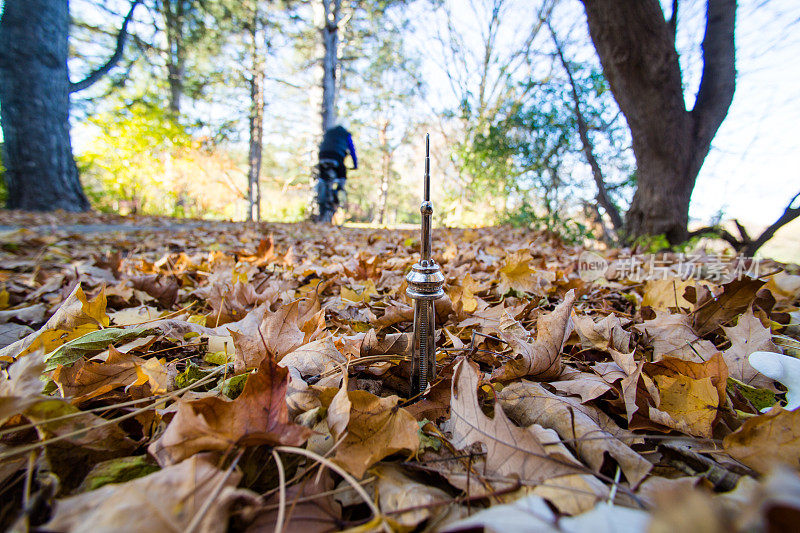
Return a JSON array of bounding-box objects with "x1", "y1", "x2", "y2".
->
[{"x1": 312, "y1": 159, "x2": 348, "y2": 223}]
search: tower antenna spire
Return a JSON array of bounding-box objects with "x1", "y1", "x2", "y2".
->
[{"x1": 406, "y1": 133, "x2": 445, "y2": 395}]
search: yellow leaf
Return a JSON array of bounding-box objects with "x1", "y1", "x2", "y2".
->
[
  {"x1": 76, "y1": 286, "x2": 110, "y2": 327},
  {"x1": 341, "y1": 279, "x2": 379, "y2": 303},
  {"x1": 642, "y1": 278, "x2": 694, "y2": 311},
  {"x1": 497, "y1": 251, "x2": 553, "y2": 296},
  {"x1": 653, "y1": 373, "x2": 719, "y2": 437}
]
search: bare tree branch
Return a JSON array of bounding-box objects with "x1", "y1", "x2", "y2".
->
[
  {"x1": 70, "y1": 0, "x2": 143, "y2": 93},
  {"x1": 689, "y1": 191, "x2": 800, "y2": 256},
  {"x1": 743, "y1": 191, "x2": 800, "y2": 256},
  {"x1": 549, "y1": 24, "x2": 624, "y2": 234}
]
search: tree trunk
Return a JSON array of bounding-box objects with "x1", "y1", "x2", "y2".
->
[
  {"x1": 162, "y1": 0, "x2": 186, "y2": 115},
  {"x1": 580, "y1": 0, "x2": 736, "y2": 244},
  {"x1": 247, "y1": 6, "x2": 265, "y2": 222},
  {"x1": 320, "y1": 0, "x2": 342, "y2": 133},
  {"x1": 0, "y1": 0, "x2": 91, "y2": 211},
  {"x1": 377, "y1": 119, "x2": 391, "y2": 225}
]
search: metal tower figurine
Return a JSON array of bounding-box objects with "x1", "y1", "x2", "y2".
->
[{"x1": 406, "y1": 134, "x2": 445, "y2": 395}]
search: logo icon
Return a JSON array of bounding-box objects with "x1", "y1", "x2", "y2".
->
[{"x1": 578, "y1": 251, "x2": 608, "y2": 282}]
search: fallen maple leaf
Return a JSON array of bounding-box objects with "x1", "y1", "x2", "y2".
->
[
  {"x1": 0, "y1": 284, "x2": 108, "y2": 361},
  {"x1": 497, "y1": 250, "x2": 554, "y2": 296},
  {"x1": 491, "y1": 289, "x2": 575, "y2": 381},
  {"x1": 644, "y1": 354, "x2": 728, "y2": 437},
  {"x1": 721, "y1": 307, "x2": 780, "y2": 389},
  {"x1": 635, "y1": 309, "x2": 717, "y2": 362},
  {"x1": 231, "y1": 300, "x2": 307, "y2": 372},
  {"x1": 689, "y1": 278, "x2": 766, "y2": 336},
  {"x1": 572, "y1": 312, "x2": 631, "y2": 352},
  {"x1": 148, "y1": 358, "x2": 312, "y2": 465},
  {"x1": 499, "y1": 379, "x2": 652, "y2": 487},
  {"x1": 52, "y1": 348, "x2": 148, "y2": 404},
  {"x1": 318, "y1": 386, "x2": 419, "y2": 479},
  {"x1": 130, "y1": 274, "x2": 180, "y2": 309},
  {"x1": 449, "y1": 358, "x2": 582, "y2": 486}
]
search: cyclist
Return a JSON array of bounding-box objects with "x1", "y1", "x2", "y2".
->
[
  {"x1": 316, "y1": 124, "x2": 357, "y2": 221},
  {"x1": 318, "y1": 123, "x2": 358, "y2": 183}
]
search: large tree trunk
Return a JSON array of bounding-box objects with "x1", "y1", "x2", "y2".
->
[
  {"x1": 161, "y1": 0, "x2": 186, "y2": 115},
  {"x1": 580, "y1": 0, "x2": 736, "y2": 244},
  {"x1": 320, "y1": 0, "x2": 342, "y2": 133},
  {"x1": 247, "y1": 6, "x2": 265, "y2": 222},
  {"x1": 0, "y1": 0, "x2": 91, "y2": 211}
]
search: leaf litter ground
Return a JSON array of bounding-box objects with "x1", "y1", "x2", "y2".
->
[{"x1": 1, "y1": 211, "x2": 800, "y2": 531}]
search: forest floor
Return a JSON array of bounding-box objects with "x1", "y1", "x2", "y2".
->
[{"x1": 1, "y1": 210, "x2": 800, "y2": 531}]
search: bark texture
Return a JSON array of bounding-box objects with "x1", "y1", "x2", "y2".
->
[
  {"x1": 320, "y1": 0, "x2": 342, "y2": 133},
  {"x1": 161, "y1": 0, "x2": 187, "y2": 115},
  {"x1": 247, "y1": 7, "x2": 265, "y2": 222},
  {"x1": 580, "y1": 0, "x2": 736, "y2": 244},
  {"x1": 0, "y1": 0, "x2": 91, "y2": 211}
]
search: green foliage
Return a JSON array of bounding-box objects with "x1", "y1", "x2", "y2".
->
[
  {"x1": 499, "y1": 201, "x2": 595, "y2": 245},
  {"x1": 78, "y1": 102, "x2": 243, "y2": 218},
  {"x1": 631, "y1": 233, "x2": 671, "y2": 254}
]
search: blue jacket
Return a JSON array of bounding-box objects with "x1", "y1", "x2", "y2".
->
[{"x1": 319, "y1": 126, "x2": 357, "y2": 169}]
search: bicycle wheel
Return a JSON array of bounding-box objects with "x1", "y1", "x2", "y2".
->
[{"x1": 316, "y1": 178, "x2": 335, "y2": 223}]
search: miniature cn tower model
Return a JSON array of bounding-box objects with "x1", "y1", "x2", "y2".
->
[{"x1": 406, "y1": 134, "x2": 445, "y2": 395}]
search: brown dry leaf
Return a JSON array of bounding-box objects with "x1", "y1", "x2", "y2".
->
[
  {"x1": 642, "y1": 278, "x2": 695, "y2": 311},
  {"x1": 278, "y1": 337, "x2": 347, "y2": 378},
  {"x1": 491, "y1": 289, "x2": 575, "y2": 381},
  {"x1": 690, "y1": 278, "x2": 766, "y2": 336},
  {"x1": 549, "y1": 368, "x2": 614, "y2": 403},
  {"x1": 319, "y1": 388, "x2": 419, "y2": 479},
  {"x1": 52, "y1": 348, "x2": 147, "y2": 404},
  {"x1": 497, "y1": 250, "x2": 554, "y2": 296},
  {"x1": 526, "y1": 474, "x2": 609, "y2": 515},
  {"x1": 148, "y1": 358, "x2": 312, "y2": 466},
  {"x1": 131, "y1": 274, "x2": 180, "y2": 308},
  {"x1": 449, "y1": 358, "x2": 582, "y2": 485},
  {"x1": 373, "y1": 464, "x2": 453, "y2": 529},
  {"x1": 46, "y1": 454, "x2": 253, "y2": 533},
  {"x1": 231, "y1": 300, "x2": 308, "y2": 372},
  {"x1": 635, "y1": 309, "x2": 718, "y2": 362},
  {"x1": 572, "y1": 313, "x2": 631, "y2": 352},
  {"x1": 499, "y1": 379, "x2": 652, "y2": 487},
  {"x1": 355, "y1": 329, "x2": 413, "y2": 357},
  {"x1": 0, "y1": 349, "x2": 47, "y2": 423},
  {"x1": 723, "y1": 407, "x2": 800, "y2": 473},
  {"x1": 721, "y1": 306, "x2": 780, "y2": 389},
  {"x1": 199, "y1": 280, "x2": 278, "y2": 326}
]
